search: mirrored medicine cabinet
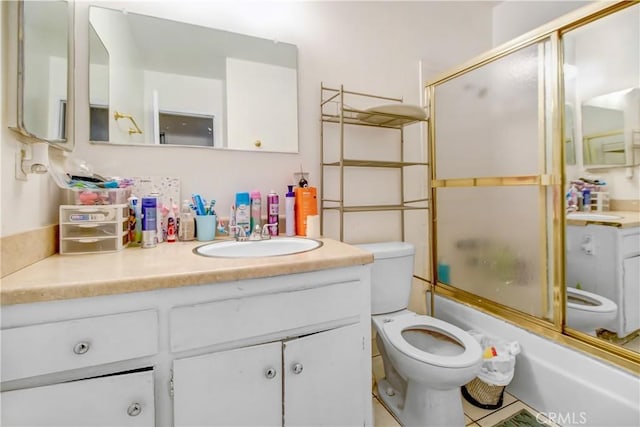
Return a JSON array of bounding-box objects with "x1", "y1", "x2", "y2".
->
[
  {"x1": 87, "y1": 6, "x2": 299, "y2": 153},
  {"x1": 11, "y1": 0, "x2": 72, "y2": 151}
]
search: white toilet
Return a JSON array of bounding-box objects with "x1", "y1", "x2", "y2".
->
[
  {"x1": 566, "y1": 286, "x2": 617, "y2": 335},
  {"x1": 356, "y1": 242, "x2": 482, "y2": 427}
]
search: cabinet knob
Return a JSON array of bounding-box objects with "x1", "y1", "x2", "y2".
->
[
  {"x1": 73, "y1": 341, "x2": 90, "y2": 355},
  {"x1": 292, "y1": 362, "x2": 303, "y2": 374},
  {"x1": 127, "y1": 402, "x2": 142, "y2": 417},
  {"x1": 265, "y1": 367, "x2": 277, "y2": 379},
  {"x1": 254, "y1": 140, "x2": 262, "y2": 148}
]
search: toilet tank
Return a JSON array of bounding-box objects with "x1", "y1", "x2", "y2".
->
[{"x1": 355, "y1": 242, "x2": 415, "y2": 315}]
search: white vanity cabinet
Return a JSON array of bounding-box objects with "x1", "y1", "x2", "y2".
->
[
  {"x1": 566, "y1": 224, "x2": 640, "y2": 337},
  {"x1": 0, "y1": 263, "x2": 372, "y2": 427},
  {"x1": 173, "y1": 324, "x2": 365, "y2": 427}
]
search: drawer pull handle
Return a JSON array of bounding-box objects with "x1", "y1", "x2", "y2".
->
[
  {"x1": 265, "y1": 367, "x2": 277, "y2": 379},
  {"x1": 292, "y1": 362, "x2": 303, "y2": 375},
  {"x1": 127, "y1": 402, "x2": 142, "y2": 417},
  {"x1": 73, "y1": 341, "x2": 90, "y2": 355}
]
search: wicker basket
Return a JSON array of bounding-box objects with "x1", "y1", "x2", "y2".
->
[{"x1": 461, "y1": 377, "x2": 505, "y2": 410}]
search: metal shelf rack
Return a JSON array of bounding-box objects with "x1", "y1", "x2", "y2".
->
[{"x1": 320, "y1": 83, "x2": 430, "y2": 242}]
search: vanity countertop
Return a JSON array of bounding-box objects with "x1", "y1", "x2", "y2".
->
[
  {"x1": 0, "y1": 238, "x2": 374, "y2": 306},
  {"x1": 566, "y1": 210, "x2": 640, "y2": 228}
]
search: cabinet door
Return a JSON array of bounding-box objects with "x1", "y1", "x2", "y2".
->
[
  {"x1": 173, "y1": 341, "x2": 282, "y2": 427},
  {"x1": 1, "y1": 370, "x2": 154, "y2": 426},
  {"x1": 622, "y1": 255, "x2": 640, "y2": 336},
  {"x1": 283, "y1": 323, "x2": 365, "y2": 427}
]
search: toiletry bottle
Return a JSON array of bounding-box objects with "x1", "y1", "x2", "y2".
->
[
  {"x1": 267, "y1": 190, "x2": 279, "y2": 236},
  {"x1": 127, "y1": 195, "x2": 140, "y2": 246},
  {"x1": 141, "y1": 197, "x2": 157, "y2": 248},
  {"x1": 166, "y1": 198, "x2": 177, "y2": 243},
  {"x1": 285, "y1": 185, "x2": 295, "y2": 236},
  {"x1": 250, "y1": 190, "x2": 262, "y2": 232},
  {"x1": 295, "y1": 186, "x2": 317, "y2": 236},
  {"x1": 235, "y1": 192, "x2": 251, "y2": 236},
  {"x1": 229, "y1": 204, "x2": 237, "y2": 238},
  {"x1": 582, "y1": 188, "x2": 592, "y2": 212},
  {"x1": 178, "y1": 199, "x2": 195, "y2": 241}
]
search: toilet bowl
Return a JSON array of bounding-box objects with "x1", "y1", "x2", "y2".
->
[
  {"x1": 566, "y1": 287, "x2": 617, "y2": 334},
  {"x1": 356, "y1": 242, "x2": 482, "y2": 427}
]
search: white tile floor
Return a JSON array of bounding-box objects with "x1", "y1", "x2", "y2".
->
[{"x1": 372, "y1": 353, "x2": 560, "y2": 427}]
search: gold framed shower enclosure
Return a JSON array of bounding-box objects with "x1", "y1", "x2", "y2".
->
[{"x1": 425, "y1": 0, "x2": 639, "y2": 373}]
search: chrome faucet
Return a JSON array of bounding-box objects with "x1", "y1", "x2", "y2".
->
[
  {"x1": 229, "y1": 225, "x2": 248, "y2": 241},
  {"x1": 247, "y1": 223, "x2": 278, "y2": 241}
]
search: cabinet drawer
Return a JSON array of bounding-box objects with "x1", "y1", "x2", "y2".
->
[
  {"x1": 170, "y1": 280, "x2": 362, "y2": 352},
  {"x1": 60, "y1": 206, "x2": 122, "y2": 223},
  {"x1": 60, "y1": 235, "x2": 127, "y2": 255},
  {"x1": 1, "y1": 310, "x2": 158, "y2": 382},
  {"x1": 1, "y1": 369, "x2": 154, "y2": 426},
  {"x1": 60, "y1": 222, "x2": 122, "y2": 239},
  {"x1": 622, "y1": 234, "x2": 640, "y2": 257}
]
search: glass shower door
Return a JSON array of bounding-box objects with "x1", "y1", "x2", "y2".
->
[{"x1": 430, "y1": 38, "x2": 557, "y2": 320}]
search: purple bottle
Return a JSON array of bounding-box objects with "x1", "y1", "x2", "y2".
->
[{"x1": 267, "y1": 190, "x2": 279, "y2": 236}]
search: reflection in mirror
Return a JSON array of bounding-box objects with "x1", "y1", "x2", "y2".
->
[
  {"x1": 20, "y1": 0, "x2": 69, "y2": 144},
  {"x1": 88, "y1": 6, "x2": 299, "y2": 152},
  {"x1": 562, "y1": 3, "x2": 639, "y2": 356},
  {"x1": 564, "y1": 104, "x2": 575, "y2": 165},
  {"x1": 88, "y1": 21, "x2": 109, "y2": 142},
  {"x1": 582, "y1": 88, "x2": 637, "y2": 166}
]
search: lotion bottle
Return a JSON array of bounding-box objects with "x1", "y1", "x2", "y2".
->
[{"x1": 285, "y1": 185, "x2": 295, "y2": 236}]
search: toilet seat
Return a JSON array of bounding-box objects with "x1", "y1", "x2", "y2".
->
[
  {"x1": 567, "y1": 287, "x2": 617, "y2": 314},
  {"x1": 382, "y1": 313, "x2": 481, "y2": 369}
]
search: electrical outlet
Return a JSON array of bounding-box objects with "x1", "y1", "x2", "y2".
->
[{"x1": 15, "y1": 146, "x2": 27, "y2": 181}]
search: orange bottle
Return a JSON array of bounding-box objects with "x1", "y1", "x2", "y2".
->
[{"x1": 294, "y1": 187, "x2": 317, "y2": 236}]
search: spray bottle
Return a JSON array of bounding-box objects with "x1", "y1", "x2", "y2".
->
[{"x1": 267, "y1": 190, "x2": 279, "y2": 236}]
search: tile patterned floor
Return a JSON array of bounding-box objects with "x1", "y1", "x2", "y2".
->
[{"x1": 372, "y1": 354, "x2": 560, "y2": 427}]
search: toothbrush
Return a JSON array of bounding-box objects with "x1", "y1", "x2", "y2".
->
[{"x1": 192, "y1": 194, "x2": 206, "y2": 216}]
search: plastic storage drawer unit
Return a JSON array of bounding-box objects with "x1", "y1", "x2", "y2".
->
[{"x1": 59, "y1": 204, "x2": 129, "y2": 255}]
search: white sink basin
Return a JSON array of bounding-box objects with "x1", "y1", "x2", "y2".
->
[
  {"x1": 566, "y1": 212, "x2": 622, "y2": 221},
  {"x1": 194, "y1": 237, "x2": 322, "y2": 258}
]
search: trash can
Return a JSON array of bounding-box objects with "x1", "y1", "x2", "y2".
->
[{"x1": 462, "y1": 331, "x2": 521, "y2": 410}]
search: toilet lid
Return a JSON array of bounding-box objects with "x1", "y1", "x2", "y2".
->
[
  {"x1": 383, "y1": 314, "x2": 481, "y2": 368},
  {"x1": 567, "y1": 287, "x2": 617, "y2": 313}
]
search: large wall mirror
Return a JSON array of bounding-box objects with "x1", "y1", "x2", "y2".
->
[
  {"x1": 562, "y1": 3, "x2": 639, "y2": 356},
  {"x1": 13, "y1": 0, "x2": 71, "y2": 150},
  {"x1": 88, "y1": 6, "x2": 299, "y2": 153}
]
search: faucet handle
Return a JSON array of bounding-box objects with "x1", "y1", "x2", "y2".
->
[
  {"x1": 229, "y1": 225, "x2": 248, "y2": 241},
  {"x1": 261, "y1": 223, "x2": 278, "y2": 239}
]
